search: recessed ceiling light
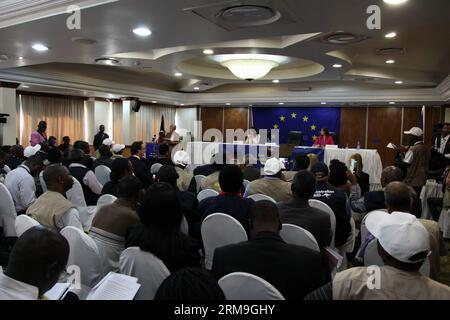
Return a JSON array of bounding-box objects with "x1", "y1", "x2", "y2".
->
[
  {"x1": 272, "y1": 79, "x2": 280, "y2": 83},
  {"x1": 278, "y1": 102, "x2": 284, "y2": 105},
  {"x1": 132, "y1": 27, "x2": 152, "y2": 37},
  {"x1": 174, "y1": 72, "x2": 183, "y2": 77},
  {"x1": 385, "y1": 59, "x2": 395, "y2": 64},
  {"x1": 383, "y1": 0, "x2": 408, "y2": 5},
  {"x1": 17, "y1": 56, "x2": 24, "y2": 60},
  {"x1": 225, "y1": 103, "x2": 231, "y2": 106},
  {"x1": 389, "y1": 102, "x2": 396, "y2": 104},
  {"x1": 385, "y1": 32, "x2": 397, "y2": 39},
  {"x1": 321, "y1": 102, "x2": 327, "y2": 105},
  {"x1": 32, "y1": 43, "x2": 49, "y2": 52},
  {"x1": 152, "y1": 101, "x2": 157, "y2": 103},
  {"x1": 180, "y1": 103, "x2": 185, "y2": 106},
  {"x1": 332, "y1": 64, "x2": 342, "y2": 68},
  {"x1": 21, "y1": 85, "x2": 30, "y2": 88},
  {"x1": 203, "y1": 49, "x2": 214, "y2": 55},
  {"x1": 395, "y1": 80, "x2": 403, "y2": 84},
  {"x1": 193, "y1": 87, "x2": 200, "y2": 90},
  {"x1": 95, "y1": 57, "x2": 119, "y2": 65},
  {"x1": 249, "y1": 104, "x2": 253, "y2": 107}
]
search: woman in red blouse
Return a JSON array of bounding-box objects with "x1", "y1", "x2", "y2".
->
[{"x1": 313, "y1": 127, "x2": 335, "y2": 147}]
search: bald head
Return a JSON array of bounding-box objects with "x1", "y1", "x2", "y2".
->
[
  {"x1": 381, "y1": 166, "x2": 403, "y2": 187},
  {"x1": 384, "y1": 181, "x2": 412, "y2": 213},
  {"x1": 249, "y1": 200, "x2": 281, "y2": 235},
  {"x1": 5, "y1": 225, "x2": 69, "y2": 296},
  {"x1": 43, "y1": 164, "x2": 73, "y2": 194}
]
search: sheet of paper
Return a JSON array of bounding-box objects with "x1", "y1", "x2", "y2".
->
[
  {"x1": 325, "y1": 247, "x2": 343, "y2": 269},
  {"x1": 44, "y1": 282, "x2": 71, "y2": 300},
  {"x1": 87, "y1": 273, "x2": 140, "y2": 300},
  {"x1": 387, "y1": 142, "x2": 397, "y2": 149}
]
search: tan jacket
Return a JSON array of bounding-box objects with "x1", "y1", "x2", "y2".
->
[
  {"x1": 405, "y1": 143, "x2": 430, "y2": 187},
  {"x1": 333, "y1": 265, "x2": 450, "y2": 300},
  {"x1": 26, "y1": 191, "x2": 75, "y2": 228},
  {"x1": 247, "y1": 177, "x2": 292, "y2": 202},
  {"x1": 201, "y1": 171, "x2": 221, "y2": 192},
  {"x1": 175, "y1": 166, "x2": 193, "y2": 192},
  {"x1": 419, "y1": 218, "x2": 441, "y2": 279}
]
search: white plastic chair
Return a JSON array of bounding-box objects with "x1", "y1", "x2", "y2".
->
[
  {"x1": 280, "y1": 224, "x2": 320, "y2": 252},
  {"x1": 194, "y1": 175, "x2": 206, "y2": 193},
  {"x1": 247, "y1": 193, "x2": 276, "y2": 203},
  {"x1": 66, "y1": 177, "x2": 87, "y2": 207},
  {"x1": 201, "y1": 213, "x2": 248, "y2": 270},
  {"x1": 15, "y1": 215, "x2": 40, "y2": 237},
  {"x1": 60, "y1": 226, "x2": 103, "y2": 299},
  {"x1": 96, "y1": 194, "x2": 117, "y2": 209},
  {"x1": 119, "y1": 246, "x2": 170, "y2": 300},
  {"x1": 242, "y1": 179, "x2": 250, "y2": 190},
  {"x1": 150, "y1": 163, "x2": 163, "y2": 175},
  {"x1": 95, "y1": 165, "x2": 111, "y2": 186},
  {"x1": 218, "y1": 272, "x2": 285, "y2": 300},
  {"x1": 361, "y1": 210, "x2": 388, "y2": 243},
  {"x1": 39, "y1": 171, "x2": 47, "y2": 193},
  {"x1": 309, "y1": 199, "x2": 336, "y2": 247},
  {"x1": 197, "y1": 189, "x2": 219, "y2": 202},
  {"x1": 0, "y1": 182, "x2": 17, "y2": 237},
  {"x1": 364, "y1": 238, "x2": 430, "y2": 276}
]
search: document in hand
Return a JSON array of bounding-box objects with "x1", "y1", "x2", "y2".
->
[
  {"x1": 44, "y1": 282, "x2": 71, "y2": 300},
  {"x1": 87, "y1": 272, "x2": 141, "y2": 300},
  {"x1": 324, "y1": 247, "x2": 343, "y2": 269},
  {"x1": 387, "y1": 142, "x2": 397, "y2": 150}
]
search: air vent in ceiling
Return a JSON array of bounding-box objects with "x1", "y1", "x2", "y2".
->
[
  {"x1": 185, "y1": 0, "x2": 301, "y2": 31},
  {"x1": 72, "y1": 37, "x2": 97, "y2": 45},
  {"x1": 353, "y1": 77, "x2": 375, "y2": 82},
  {"x1": 288, "y1": 86, "x2": 312, "y2": 92},
  {"x1": 0, "y1": 54, "x2": 8, "y2": 62},
  {"x1": 375, "y1": 47, "x2": 405, "y2": 56},
  {"x1": 313, "y1": 32, "x2": 370, "y2": 45}
]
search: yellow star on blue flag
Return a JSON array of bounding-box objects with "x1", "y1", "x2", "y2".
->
[
  {"x1": 303, "y1": 116, "x2": 309, "y2": 122},
  {"x1": 311, "y1": 125, "x2": 317, "y2": 131},
  {"x1": 312, "y1": 135, "x2": 318, "y2": 141},
  {"x1": 273, "y1": 124, "x2": 279, "y2": 129},
  {"x1": 291, "y1": 113, "x2": 297, "y2": 119},
  {"x1": 279, "y1": 115, "x2": 285, "y2": 122}
]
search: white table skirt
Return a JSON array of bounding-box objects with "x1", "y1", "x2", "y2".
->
[{"x1": 419, "y1": 180, "x2": 443, "y2": 220}]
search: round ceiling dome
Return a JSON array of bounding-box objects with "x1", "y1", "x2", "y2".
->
[{"x1": 215, "y1": 5, "x2": 281, "y2": 27}]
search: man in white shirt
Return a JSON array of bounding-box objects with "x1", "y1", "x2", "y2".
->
[
  {"x1": 433, "y1": 123, "x2": 450, "y2": 157},
  {"x1": 245, "y1": 127, "x2": 260, "y2": 145},
  {"x1": 27, "y1": 164, "x2": 83, "y2": 230},
  {"x1": 0, "y1": 225, "x2": 69, "y2": 300},
  {"x1": 4, "y1": 155, "x2": 43, "y2": 214},
  {"x1": 167, "y1": 124, "x2": 180, "y2": 143}
]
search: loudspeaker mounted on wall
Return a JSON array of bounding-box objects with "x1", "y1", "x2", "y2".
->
[{"x1": 130, "y1": 98, "x2": 141, "y2": 112}]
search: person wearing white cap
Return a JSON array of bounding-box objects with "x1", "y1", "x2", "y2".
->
[
  {"x1": 102, "y1": 138, "x2": 114, "y2": 147},
  {"x1": 93, "y1": 124, "x2": 109, "y2": 150},
  {"x1": 243, "y1": 157, "x2": 292, "y2": 202},
  {"x1": 173, "y1": 151, "x2": 196, "y2": 193},
  {"x1": 23, "y1": 144, "x2": 41, "y2": 158},
  {"x1": 333, "y1": 210, "x2": 450, "y2": 299},
  {"x1": 111, "y1": 143, "x2": 125, "y2": 160},
  {"x1": 402, "y1": 126, "x2": 430, "y2": 196}
]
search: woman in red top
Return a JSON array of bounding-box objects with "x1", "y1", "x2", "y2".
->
[{"x1": 313, "y1": 127, "x2": 335, "y2": 147}]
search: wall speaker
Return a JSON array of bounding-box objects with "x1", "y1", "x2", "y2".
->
[{"x1": 131, "y1": 99, "x2": 141, "y2": 112}]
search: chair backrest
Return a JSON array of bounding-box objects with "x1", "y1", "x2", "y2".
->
[
  {"x1": 280, "y1": 224, "x2": 320, "y2": 252},
  {"x1": 363, "y1": 238, "x2": 431, "y2": 276},
  {"x1": 197, "y1": 189, "x2": 219, "y2": 202},
  {"x1": 97, "y1": 194, "x2": 117, "y2": 208},
  {"x1": 0, "y1": 182, "x2": 17, "y2": 237},
  {"x1": 218, "y1": 272, "x2": 285, "y2": 300},
  {"x1": 194, "y1": 175, "x2": 206, "y2": 193},
  {"x1": 66, "y1": 176, "x2": 87, "y2": 207},
  {"x1": 150, "y1": 163, "x2": 163, "y2": 175},
  {"x1": 242, "y1": 179, "x2": 250, "y2": 190},
  {"x1": 95, "y1": 165, "x2": 111, "y2": 186},
  {"x1": 119, "y1": 246, "x2": 170, "y2": 300},
  {"x1": 39, "y1": 171, "x2": 47, "y2": 193},
  {"x1": 60, "y1": 226, "x2": 103, "y2": 298},
  {"x1": 308, "y1": 199, "x2": 336, "y2": 247},
  {"x1": 247, "y1": 193, "x2": 276, "y2": 203},
  {"x1": 201, "y1": 213, "x2": 248, "y2": 270},
  {"x1": 15, "y1": 215, "x2": 40, "y2": 237},
  {"x1": 180, "y1": 215, "x2": 189, "y2": 235}
]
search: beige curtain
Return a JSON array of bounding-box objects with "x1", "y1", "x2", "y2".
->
[
  {"x1": 112, "y1": 101, "x2": 123, "y2": 144},
  {"x1": 18, "y1": 94, "x2": 85, "y2": 146},
  {"x1": 135, "y1": 104, "x2": 176, "y2": 142}
]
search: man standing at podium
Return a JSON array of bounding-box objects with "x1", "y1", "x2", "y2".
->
[{"x1": 165, "y1": 125, "x2": 180, "y2": 145}]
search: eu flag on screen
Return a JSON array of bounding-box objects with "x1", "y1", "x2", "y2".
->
[{"x1": 252, "y1": 107, "x2": 341, "y2": 146}]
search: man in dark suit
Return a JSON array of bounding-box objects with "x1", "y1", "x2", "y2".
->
[
  {"x1": 93, "y1": 125, "x2": 109, "y2": 151},
  {"x1": 433, "y1": 123, "x2": 450, "y2": 163},
  {"x1": 128, "y1": 141, "x2": 152, "y2": 189},
  {"x1": 212, "y1": 200, "x2": 326, "y2": 300},
  {"x1": 277, "y1": 170, "x2": 331, "y2": 248}
]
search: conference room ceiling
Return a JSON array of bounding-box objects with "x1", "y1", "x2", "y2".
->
[{"x1": 0, "y1": 0, "x2": 449, "y2": 105}]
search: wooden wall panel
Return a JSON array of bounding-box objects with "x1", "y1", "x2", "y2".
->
[
  {"x1": 339, "y1": 107, "x2": 367, "y2": 148},
  {"x1": 425, "y1": 106, "x2": 443, "y2": 146},
  {"x1": 402, "y1": 107, "x2": 422, "y2": 145},
  {"x1": 367, "y1": 107, "x2": 402, "y2": 167},
  {"x1": 200, "y1": 107, "x2": 223, "y2": 139},
  {"x1": 224, "y1": 107, "x2": 249, "y2": 133}
]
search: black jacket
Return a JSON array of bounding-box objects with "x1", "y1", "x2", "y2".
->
[
  {"x1": 212, "y1": 231, "x2": 325, "y2": 300},
  {"x1": 277, "y1": 198, "x2": 332, "y2": 248},
  {"x1": 128, "y1": 156, "x2": 152, "y2": 189},
  {"x1": 94, "y1": 156, "x2": 113, "y2": 169},
  {"x1": 93, "y1": 132, "x2": 109, "y2": 150},
  {"x1": 193, "y1": 164, "x2": 215, "y2": 177}
]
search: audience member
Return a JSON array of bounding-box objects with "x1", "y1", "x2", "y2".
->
[
  {"x1": 282, "y1": 154, "x2": 310, "y2": 182},
  {"x1": 307, "y1": 153, "x2": 319, "y2": 170},
  {"x1": 173, "y1": 150, "x2": 196, "y2": 193},
  {"x1": 94, "y1": 145, "x2": 113, "y2": 169},
  {"x1": 244, "y1": 157, "x2": 292, "y2": 202},
  {"x1": 126, "y1": 182, "x2": 201, "y2": 273},
  {"x1": 200, "y1": 154, "x2": 227, "y2": 192},
  {"x1": 241, "y1": 155, "x2": 261, "y2": 182},
  {"x1": 329, "y1": 159, "x2": 352, "y2": 194},
  {"x1": 0, "y1": 150, "x2": 10, "y2": 178},
  {"x1": 48, "y1": 136, "x2": 58, "y2": 149},
  {"x1": 128, "y1": 141, "x2": 152, "y2": 189},
  {"x1": 93, "y1": 125, "x2": 109, "y2": 150},
  {"x1": 47, "y1": 148, "x2": 63, "y2": 165},
  {"x1": 111, "y1": 144, "x2": 125, "y2": 159},
  {"x1": 0, "y1": 226, "x2": 69, "y2": 300},
  {"x1": 101, "y1": 157, "x2": 134, "y2": 196},
  {"x1": 154, "y1": 144, "x2": 172, "y2": 166},
  {"x1": 5, "y1": 155, "x2": 43, "y2": 214},
  {"x1": 154, "y1": 268, "x2": 225, "y2": 300},
  {"x1": 311, "y1": 162, "x2": 351, "y2": 248},
  {"x1": 5, "y1": 145, "x2": 25, "y2": 170},
  {"x1": 57, "y1": 136, "x2": 71, "y2": 153},
  {"x1": 349, "y1": 153, "x2": 370, "y2": 195},
  {"x1": 27, "y1": 164, "x2": 83, "y2": 230},
  {"x1": 30, "y1": 121, "x2": 47, "y2": 147},
  {"x1": 277, "y1": 170, "x2": 331, "y2": 248},
  {"x1": 68, "y1": 149, "x2": 102, "y2": 205},
  {"x1": 73, "y1": 140, "x2": 94, "y2": 170},
  {"x1": 212, "y1": 200, "x2": 326, "y2": 300},
  {"x1": 333, "y1": 212, "x2": 450, "y2": 299}
]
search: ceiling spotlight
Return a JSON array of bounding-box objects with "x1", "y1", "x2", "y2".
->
[
  {"x1": 332, "y1": 64, "x2": 342, "y2": 68},
  {"x1": 17, "y1": 56, "x2": 24, "y2": 60},
  {"x1": 152, "y1": 101, "x2": 157, "y2": 103},
  {"x1": 278, "y1": 102, "x2": 284, "y2": 105},
  {"x1": 249, "y1": 104, "x2": 253, "y2": 107},
  {"x1": 272, "y1": 79, "x2": 280, "y2": 83},
  {"x1": 389, "y1": 102, "x2": 396, "y2": 105},
  {"x1": 383, "y1": 0, "x2": 408, "y2": 5},
  {"x1": 385, "y1": 32, "x2": 397, "y2": 39},
  {"x1": 32, "y1": 43, "x2": 49, "y2": 52},
  {"x1": 95, "y1": 57, "x2": 119, "y2": 65},
  {"x1": 180, "y1": 103, "x2": 185, "y2": 106},
  {"x1": 203, "y1": 49, "x2": 214, "y2": 55},
  {"x1": 385, "y1": 59, "x2": 395, "y2": 64},
  {"x1": 193, "y1": 87, "x2": 200, "y2": 90},
  {"x1": 395, "y1": 80, "x2": 403, "y2": 84},
  {"x1": 132, "y1": 27, "x2": 152, "y2": 37},
  {"x1": 174, "y1": 72, "x2": 183, "y2": 77},
  {"x1": 225, "y1": 103, "x2": 231, "y2": 106},
  {"x1": 21, "y1": 85, "x2": 30, "y2": 88},
  {"x1": 321, "y1": 102, "x2": 327, "y2": 105}
]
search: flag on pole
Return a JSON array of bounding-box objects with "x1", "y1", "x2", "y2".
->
[{"x1": 160, "y1": 115, "x2": 165, "y2": 133}]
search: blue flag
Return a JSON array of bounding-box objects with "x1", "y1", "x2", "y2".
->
[{"x1": 252, "y1": 107, "x2": 341, "y2": 146}]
